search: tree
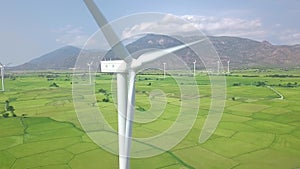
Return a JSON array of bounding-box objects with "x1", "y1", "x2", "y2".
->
[
  {"x1": 99, "y1": 88, "x2": 107, "y2": 94},
  {"x1": 233, "y1": 83, "x2": 241, "y2": 86},
  {"x1": 2, "y1": 100, "x2": 17, "y2": 117},
  {"x1": 7, "y1": 106, "x2": 14, "y2": 112},
  {"x1": 136, "y1": 106, "x2": 146, "y2": 111},
  {"x1": 2, "y1": 113, "x2": 9, "y2": 118},
  {"x1": 4, "y1": 100, "x2": 9, "y2": 111},
  {"x1": 102, "y1": 98, "x2": 109, "y2": 102},
  {"x1": 50, "y1": 82, "x2": 59, "y2": 87},
  {"x1": 8, "y1": 106, "x2": 16, "y2": 117},
  {"x1": 256, "y1": 81, "x2": 266, "y2": 87}
]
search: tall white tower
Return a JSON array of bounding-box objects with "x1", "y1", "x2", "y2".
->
[
  {"x1": 0, "y1": 63, "x2": 5, "y2": 92},
  {"x1": 217, "y1": 61, "x2": 220, "y2": 74},
  {"x1": 193, "y1": 60, "x2": 196, "y2": 76},
  {"x1": 227, "y1": 60, "x2": 230, "y2": 74},
  {"x1": 163, "y1": 62, "x2": 166, "y2": 79}
]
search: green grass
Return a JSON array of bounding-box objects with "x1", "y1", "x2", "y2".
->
[
  {"x1": 0, "y1": 151, "x2": 15, "y2": 169},
  {"x1": 0, "y1": 70, "x2": 299, "y2": 168},
  {"x1": 0, "y1": 136, "x2": 23, "y2": 151},
  {"x1": 11, "y1": 150, "x2": 73, "y2": 169},
  {"x1": 233, "y1": 149, "x2": 300, "y2": 169},
  {"x1": 173, "y1": 146, "x2": 238, "y2": 168}
]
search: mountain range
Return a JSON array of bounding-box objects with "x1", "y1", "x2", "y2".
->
[{"x1": 11, "y1": 34, "x2": 300, "y2": 70}]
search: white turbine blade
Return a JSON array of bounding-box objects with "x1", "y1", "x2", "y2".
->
[
  {"x1": 83, "y1": 0, "x2": 132, "y2": 62},
  {"x1": 131, "y1": 38, "x2": 207, "y2": 70}
]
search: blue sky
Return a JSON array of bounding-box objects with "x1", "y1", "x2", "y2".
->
[{"x1": 1, "y1": 0, "x2": 300, "y2": 66}]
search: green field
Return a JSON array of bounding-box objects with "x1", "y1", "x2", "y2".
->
[{"x1": 0, "y1": 69, "x2": 300, "y2": 169}]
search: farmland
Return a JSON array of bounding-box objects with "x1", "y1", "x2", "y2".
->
[{"x1": 0, "y1": 69, "x2": 300, "y2": 169}]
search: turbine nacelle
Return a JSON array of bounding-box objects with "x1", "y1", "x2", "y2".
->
[
  {"x1": 0, "y1": 63, "x2": 5, "y2": 68},
  {"x1": 101, "y1": 60, "x2": 127, "y2": 73}
]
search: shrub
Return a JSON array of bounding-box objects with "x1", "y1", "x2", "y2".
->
[
  {"x1": 233, "y1": 83, "x2": 241, "y2": 86},
  {"x1": 102, "y1": 98, "x2": 109, "y2": 102},
  {"x1": 256, "y1": 81, "x2": 266, "y2": 87},
  {"x1": 2, "y1": 113, "x2": 9, "y2": 118},
  {"x1": 99, "y1": 89, "x2": 107, "y2": 94},
  {"x1": 50, "y1": 82, "x2": 59, "y2": 87},
  {"x1": 136, "y1": 106, "x2": 146, "y2": 112}
]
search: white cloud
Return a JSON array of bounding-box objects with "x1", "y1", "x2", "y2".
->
[
  {"x1": 278, "y1": 30, "x2": 300, "y2": 45},
  {"x1": 53, "y1": 17, "x2": 300, "y2": 49},
  {"x1": 122, "y1": 14, "x2": 202, "y2": 38},
  {"x1": 53, "y1": 25, "x2": 90, "y2": 47},
  {"x1": 122, "y1": 14, "x2": 266, "y2": 41}
]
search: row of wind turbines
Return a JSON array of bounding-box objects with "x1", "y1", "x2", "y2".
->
[
  {"x1": 160, "y1": 59, "x2": 231, "y2": 78},
  {"x1": 0, "y1": 55, "x2": 231, "y2": 94},
  {"x1": 86, "y1": 58, "x2": 231, "y2": 83},
  {"x1": 217, "y1": 60, "x2": 231, "y2": 74}
]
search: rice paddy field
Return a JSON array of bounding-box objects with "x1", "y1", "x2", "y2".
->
[{"x1": 0, "y1": 69, "x2": 299, "y2": 169}]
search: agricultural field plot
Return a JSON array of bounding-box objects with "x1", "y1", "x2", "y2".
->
[{"x1": 0, "y1": 70, "x2": 300, "y2": 169}]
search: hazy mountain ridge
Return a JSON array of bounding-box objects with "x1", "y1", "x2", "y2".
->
[
  {"x1": 13, "y1": 46, "x2": 81, "y2": 70},
  {"x1": 209, "y1": 36, "x2": 300, "y2": 68},
  {"x1": 12, "y1": 34, "x2": 300, "y2": 70}
]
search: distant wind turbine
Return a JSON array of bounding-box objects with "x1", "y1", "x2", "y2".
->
[
  {"x1": 163, "y1": 62, "x2": 166, "y2": 79},
  {"x1": 193, "y1": 60, "x2": 196, "y2": 76},
  {"x1": 87, "y1": 61, "x2": 93, "y2": 85},
  {"x1": 227, "y1": 60, "x2": 230, "y2": 74},
  {"x1": 0, "y1": 63, "x2": 6, "y2": 92},
  {"x1": 217, "y1": 60, "x2": 220, "y2": 74}
]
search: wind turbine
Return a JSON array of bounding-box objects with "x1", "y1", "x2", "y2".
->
[
  {"x1": 0, "y1": 63, "x2": 5, "y2": 92},
  {"x1": 83, "y1": 1, "x2": 206, "y2": 168},
  {"x1": 227, "y1": 60, "x2": 230, "y2": 74},
  {"x1": 163, "y1": 62, "x2": 166, "y2": 79},
  {"x1": 193, "y1": 60, "x2": 196, "y2": 76},
  {"x1": 87, "y1": 61, "x2": 93, "y2": 85},
  {"x1": 100, "y1": 40, "x2": 203, "y2": 169},
  {"x1": 217, "y1": 60, "x2": 220, "y2": 75}
]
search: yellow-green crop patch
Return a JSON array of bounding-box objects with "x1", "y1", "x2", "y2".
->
[
  {"x1": 0, "y1": 151, "x2": 15, "y2": 169},
  {"x1": 173, "y1": 146, "x2": 238, "y2": 168},
  {"x1": 0, "y1": 136, "x2": 23, "y2": 150}
]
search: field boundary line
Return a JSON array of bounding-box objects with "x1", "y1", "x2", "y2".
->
[{"x1": 266, "y1": 86, "x2": 284, "y2": 99}]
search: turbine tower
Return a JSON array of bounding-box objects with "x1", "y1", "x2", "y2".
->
[
  {"x1": 217, "y1": 60, "x2": 220, "y2": 75},
  {"x1": 193, "y1": 60, "x2": 197, "y2": 76},
  {"x1": 0, "y1": 63, "x2": 5, "y2": 92},
  {"x1": 163, "y1": 62, "x2": 166, "y2": 79},
  {"x1": 87, "y1": 61, "x2": 93, "y2": 85},
  {"x1": 227, "y1": 60, "x2": 230, "y2": 74},
  {"x1": 83, "y1": 1, "x2": 206, "y2": 168}
]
